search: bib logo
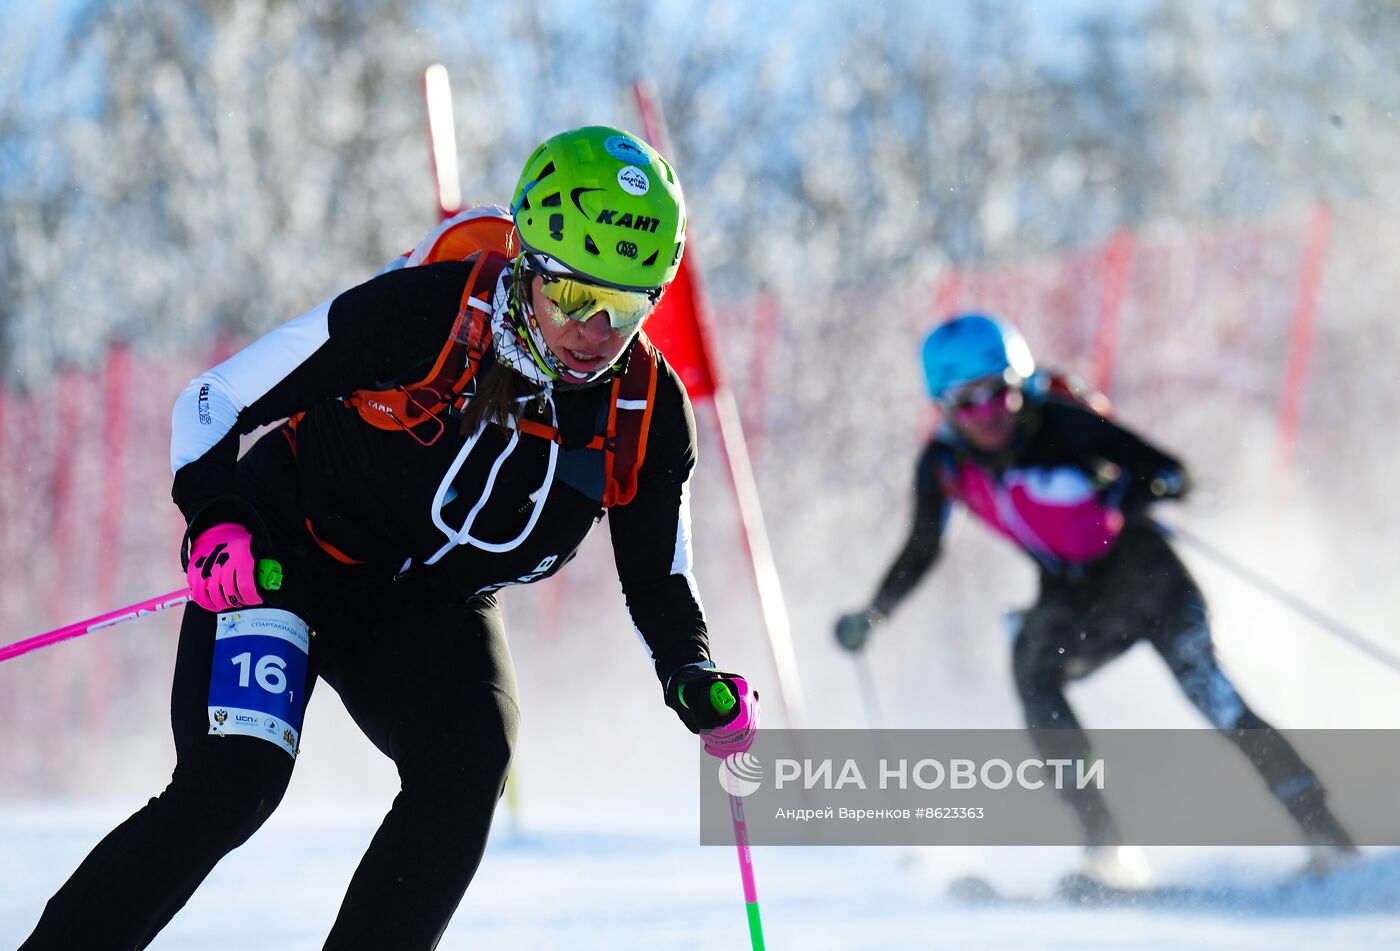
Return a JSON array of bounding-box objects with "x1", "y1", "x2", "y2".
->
[{"x1": 716, "y1": 752, "x2": 763, "y2": 798}]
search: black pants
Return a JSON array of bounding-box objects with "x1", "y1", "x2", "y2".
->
[
  {"x1": 23, "y1": 526, "x2": 520, "y2": 950},
  {"x1": 1011, "y1": 520, "x2": 1343, "y2": 847}
]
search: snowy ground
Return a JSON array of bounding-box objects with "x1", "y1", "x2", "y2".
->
[
  {"x1": 5, "y1": 500, "x2": 1398, "y2": 949},
  {"x1": 6, "y1": 561, "x2": 1400, "y2": 949},
  {"x1": 3, "y1": 800, "x2": 1398, "y2": 950}
]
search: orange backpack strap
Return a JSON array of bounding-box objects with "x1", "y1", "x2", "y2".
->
[
  {"x1": 602, "y1": 336, "x2": 659, "y2": 507},
  {"x1": 304, "y1": 518, "x2": 367, "y2": 565},
  {"x1": 439, "y1": 250, "x2": 499, "y2": 413},
  {"x1": 515, "y1": 416, "x2": 564, "y2": 442},
  {"x1": 347, "y1": 251, "x2": 507, "y2": 439},
  {"x1": 348, "y1": 208, "x2": 517, "y2": 437}
]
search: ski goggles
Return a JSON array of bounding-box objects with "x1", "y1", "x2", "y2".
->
[
  {"x1": 939, "y1": 375, "x2": 1012, "y2": 409},
  {"x1": 939, "y1": 375, "x2": 1017, "y2": 422},
  {"x1": 529, "y1": 262, "x2": 660, "y2": 332}
]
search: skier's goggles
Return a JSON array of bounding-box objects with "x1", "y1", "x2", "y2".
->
[
  {"x1": 536, "y1": 272, "x2": 660, "y2": 331},
  {"x1": 939, "y1": 376, "x2": 1013, "y2": 410}
]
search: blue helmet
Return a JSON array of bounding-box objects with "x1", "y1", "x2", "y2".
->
[{"x1": 921, "y1": 313, "x2": 1036, "y2": 400}]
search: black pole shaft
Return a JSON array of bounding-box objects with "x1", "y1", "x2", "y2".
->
[
  {"x1": 1158, "y1": 519, "x2": 1400, "y2": 677},
  {"x1": 854, "y1": 653, "x2": 885, "y2": 731}
]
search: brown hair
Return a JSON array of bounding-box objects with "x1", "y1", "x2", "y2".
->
[
  {"x1": 458, "y1": 361, "x2": 541, "y2": 436},
  {"x1": 457, "y1": 262, "x2": 543, "y2": 435}
]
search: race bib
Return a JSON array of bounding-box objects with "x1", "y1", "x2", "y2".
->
[{"x1": 207, "y1": 608, "x2": 310, "y2": 758}]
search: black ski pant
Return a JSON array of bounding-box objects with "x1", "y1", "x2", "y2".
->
[
  {"x1": 1011, "y1": 520, "x2": 1344, "y2": 847},
  {"x1": 22, "y1": 554, "x2": 520, "y2": 950}
]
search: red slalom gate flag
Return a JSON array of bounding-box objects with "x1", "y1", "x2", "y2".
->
[{"x1": 645, "y1": 256, "x2": 717, "y2": 401}]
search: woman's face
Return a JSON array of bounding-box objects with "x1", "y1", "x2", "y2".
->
[
  {"x1": 530, "y1": 275, "x2": 636, "y2": 377},
  {"x1": 944, "y1": 376, "x2": 1023, "y2": 451}
]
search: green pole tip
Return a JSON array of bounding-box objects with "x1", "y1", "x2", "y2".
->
[
  {"x1": 256, "y1": 559, "x2": 283, "y2": 592},
  {"x1": 710, "y1": 681, "x2": 736, "y2": 715},
  {"x1": 746, "y1": 902, "x2": 765, "y2": 949}
]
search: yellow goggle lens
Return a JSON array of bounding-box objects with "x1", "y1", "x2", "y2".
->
[{"x1": 539, "y1": 275, "x2": 656, "y2": 330}]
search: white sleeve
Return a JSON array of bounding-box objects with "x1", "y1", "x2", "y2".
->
[
  {"x1": 170, "y1": 297, "x2": 333, "y2": 474},
  {"x1": 670, "y1": 477, "x2": 696, "y2": 575}
]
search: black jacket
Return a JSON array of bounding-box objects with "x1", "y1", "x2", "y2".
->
[{"x1": 171, "y1": 261, "x2": 708, "y2": 680}]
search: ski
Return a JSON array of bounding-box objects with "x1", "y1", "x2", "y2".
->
[{"x1": 948, "y1": 852, "x2": 1386, "y2": 910}]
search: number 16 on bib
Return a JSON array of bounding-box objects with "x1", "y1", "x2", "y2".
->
[{"x1": 207, "y1": 609, "x2": 311, "y2": 758}]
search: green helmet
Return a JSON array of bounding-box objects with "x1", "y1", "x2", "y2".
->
[{"x1": 510, "y1": 126, "x2": 686, "y2": 291}]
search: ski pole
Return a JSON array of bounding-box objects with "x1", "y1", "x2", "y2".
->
[
  {"x1": 1155, "y1": 519, "x2": 1400, "y2": 676},
  {"x1": 0, "y1": 559, "x2": 283, "y2": 665},
  {"x1": 710, "y1": 682, "x2": 765, "y2": 950},
  {"x1": 849, "y1": 650, "x2": 922, "y2": 867},
  {"x1": 853, "y1": 652, "x2": 885, "y2": 731}
]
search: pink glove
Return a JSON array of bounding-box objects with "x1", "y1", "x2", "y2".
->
[
  {"x1": 701, "y1": 675, "x2": 760, "y2": 759},
  {"x1": 187, "y1": 523, "x2": 263, "y2": 613}
]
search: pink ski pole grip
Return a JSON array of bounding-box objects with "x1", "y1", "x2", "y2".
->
[{"x1": 702, "y1": 676, "x2": 759, "y2": 758}]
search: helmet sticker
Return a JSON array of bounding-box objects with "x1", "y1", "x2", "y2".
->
[
  {"x1": 604, "y1": 135, "x2": 649, "y2": 165},
  {"x1": 617, "y1": 165, "x2": 650, "y2": 196}
]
